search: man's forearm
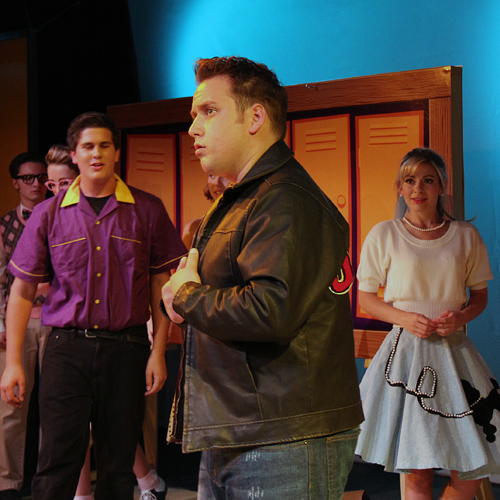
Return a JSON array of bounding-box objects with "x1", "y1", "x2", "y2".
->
[
  {"x1": 150, "y1": 272, "x2": 170, "y2": 354},
  {"x1": 5, "y1": 278, "x2": 37, "y2": 365}
]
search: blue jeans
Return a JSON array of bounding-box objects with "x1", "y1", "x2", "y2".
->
[{"x1": 197, "y1": 427, "x2": 360, "y2": 500}]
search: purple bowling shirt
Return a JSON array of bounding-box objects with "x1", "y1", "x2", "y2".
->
[{"x1": 9, "y1": 175, "x2": 186, "y2": 331}]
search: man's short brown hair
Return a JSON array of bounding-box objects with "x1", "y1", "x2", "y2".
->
[
  {"x1": 66, "y1": 112, "x2": 120, "y2": 151},
  {"x1": 194, "y1": 57, "x2": 288, "y2": 140}
]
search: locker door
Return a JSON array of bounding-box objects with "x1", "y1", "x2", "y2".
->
[
  {"x1": 292, "y1": 115, "x2": 351, "y2": 224},
  {"x1": 355, "y1": 111, "x2": 424, "y2": 319},
  {"x1": 179, "y1": 131, "x2": 212, "y2": 232},
  {"x1": 126, "y1": 134, "x2": 177, "y2": 223}
]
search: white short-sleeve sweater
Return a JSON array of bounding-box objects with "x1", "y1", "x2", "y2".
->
[{"x1": 357, "y1": 220, "x2": 493, "y2": 319}]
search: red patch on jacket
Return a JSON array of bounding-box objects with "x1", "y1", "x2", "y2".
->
[{"x1": 330, "y1": 255, "x2": 353, "y2": 295}]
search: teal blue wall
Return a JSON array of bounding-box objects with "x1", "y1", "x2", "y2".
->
[{"x1": 128, "y1": 0, "x2": 500, "y2": 379}]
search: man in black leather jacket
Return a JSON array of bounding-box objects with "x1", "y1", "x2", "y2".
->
[{"x1": 162, "y1": 56, "x2": 363, "y2": 500}]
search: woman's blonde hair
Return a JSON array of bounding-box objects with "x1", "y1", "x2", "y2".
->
[{"x1": 45, "y1": 144, "x2": 79, "y2": 175}]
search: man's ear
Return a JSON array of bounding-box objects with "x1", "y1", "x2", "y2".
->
[
  {"x1": 248, "y1": 103, "x2": 266, "y2": 135},
  {"x1": 12, "y1": 178, "x2": 19, "y2": 191}
]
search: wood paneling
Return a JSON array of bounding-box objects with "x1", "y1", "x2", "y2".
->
[
  {"x1": 353, "y1": 329, "x2": 388, "y2": 360},
  {"x1": 286, "y1": 66, "x2": 455, "y2": 112},
  {"x1": 108, "y1": 66, "x2": 460, "y2": 125},
  {"x1": 109, "y1": 96, "x2": 192, "y2": 129}
]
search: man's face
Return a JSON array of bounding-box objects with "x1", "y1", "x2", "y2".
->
[
  {"x1": 12, "y1": 161, "x2": 47, "y2": 208},
  {"x1": 70, "y1": 127, "x2": 119, "y2": 189},
  {"x1": 189, "y1": 75, "x2": 251, "y2": 182}
]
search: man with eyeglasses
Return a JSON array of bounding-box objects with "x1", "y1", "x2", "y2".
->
[{"x1": 0, "y1": 152, "x2": 50, "y2": 500}]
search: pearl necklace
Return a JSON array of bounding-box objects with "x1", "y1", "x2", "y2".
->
[{"x1": 402, "y1": 216, "x2": 446, "y2": 232}]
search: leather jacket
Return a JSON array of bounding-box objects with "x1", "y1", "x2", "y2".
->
[{"x1": 169, "y1": 140, "x2": 363, "y2": 452}]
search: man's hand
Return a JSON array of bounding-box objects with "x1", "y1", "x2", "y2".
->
[
  {"x1": 170, "y1": 248, "x2": 201, "y2": 293},
  {"x1": 0, "y1": 278, "x2": 36, "y2": 408},
  {"x1": 161, "y1": 248, "x2": 201, "y2": 324},
  {"x1": 0, "y1": 363, "x2": 26, "y2": 408}
]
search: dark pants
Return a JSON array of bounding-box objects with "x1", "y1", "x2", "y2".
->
[{"x1": 32, "y1": 329, "x2": 150, "y2": 500}]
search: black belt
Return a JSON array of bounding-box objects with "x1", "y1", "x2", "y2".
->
[{"x1": 56, "y1": 325, "x2": 150, "y2": 346}]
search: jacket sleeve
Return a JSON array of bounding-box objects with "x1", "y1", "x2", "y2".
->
[{"x1": 173, "y1": 183, "x2": 350, "y2": 344}]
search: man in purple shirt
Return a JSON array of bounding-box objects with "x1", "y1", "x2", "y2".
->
[{"x1": 0, "y1": 112, "x2": 186, "y2": 500}]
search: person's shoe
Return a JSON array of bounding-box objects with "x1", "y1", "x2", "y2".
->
[
  {"x1": 139, "y1": 489, "x2": 167, "y2": 500},
  {"x1": 0, "y1": 490, "x2": 22, "y2": 500}
]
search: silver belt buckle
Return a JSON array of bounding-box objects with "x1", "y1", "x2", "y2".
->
[{"x1": 84, "y1": 329, "x2": 97, "y2": 338}]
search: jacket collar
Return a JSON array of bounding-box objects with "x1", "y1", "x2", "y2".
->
[
  {"x1": 61, "y1": 174, "x2": 135, "y2": 207},
  {"x1": 193, "y1": 141, "x2": 294, "y2": 251},
  {"x1": 236, "y1": 140, "x2": 294, "y2": 187}
]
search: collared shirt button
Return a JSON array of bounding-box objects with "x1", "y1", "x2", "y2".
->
[
  {"x1": 93, "y1": 325, "x2": 98, "y2": 329},
  {"x1": 96, "y1": 246, "x2": 101, "y2": 251},
  {"x1": 95, "y1": 299, "x2": 100, "y2": 304},
  {"x1": 96, "y1": 220, "x2": 101, "y2": 225},
  {"x1": 97, "y1": 272, "x2": 102, "y2": 277}
]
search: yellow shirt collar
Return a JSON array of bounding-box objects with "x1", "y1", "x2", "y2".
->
[{"x1": 61, "y1": 174, "x2": 135, "y2": 207}]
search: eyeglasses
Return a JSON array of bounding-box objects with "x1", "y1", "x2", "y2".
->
[
  {"x1": 45, "y1": 179, "x2": 74, "y2": 192},
  {"x1": 15, "y1": 173, "x2": 48, "y2": 184}
]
